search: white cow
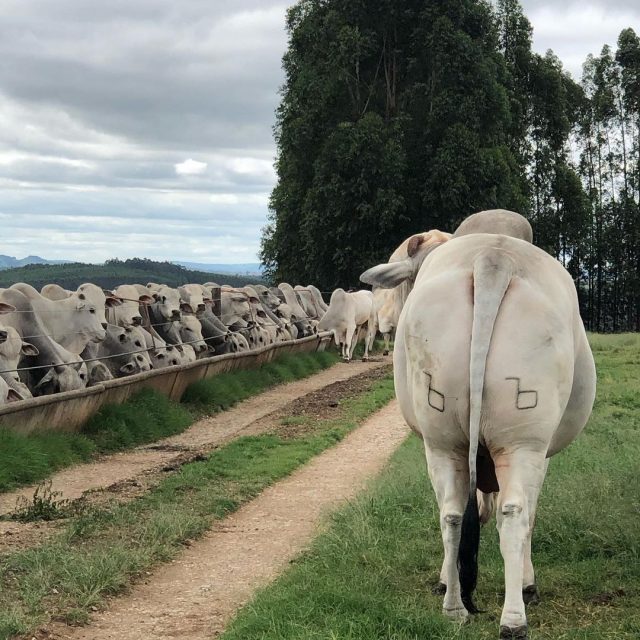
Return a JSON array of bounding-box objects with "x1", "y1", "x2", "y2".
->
[
  {"x1": 317, "y1": 289, "x2": 373, "y2": 361},
  {"x1": 111, "y1": 285, "x2": 154, "y2": 328},
  {"x1": 372, "y1": 231, "x2": 452, "y2": 356},
  {"x1": 11, "y1": 282, "x2": 119, "y2": 354},
  {"x1": 361, "y1": 210, "x2": 596, "y2": 639}
]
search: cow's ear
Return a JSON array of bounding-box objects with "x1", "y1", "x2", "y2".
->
[
  {"x1": 138, "y1": 294, "x2": 153, "y2": 304},
  {"x1": 21, "y1": 342, "x2": 39, "y2": 357},
  {"x1": 180, "y1": 303, "x2": 194, "y2": 314},
  {"x1": 360, "y1": 259, "x2": 413, "y2": 289},
  {"x1": 407, "y1": 234, "x2": 425, "y2": 257},
  {"x1": 7, "y1": 388, "x2": 24, "y2": 402},
  {"x1": 120, "y1": 362, "x2": 136, "y2": 374},
  {"x1": 105, "y1": 296, "x2": 122, "y2": 307},
  {"x1": 0, "y1": 302, "x2": 16, "y2": 314}
]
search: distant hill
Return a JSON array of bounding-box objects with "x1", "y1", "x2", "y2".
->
[
  {"x1": 0, "y1": 258, "x2": 266, "y2": 291},
  {"x1": 175, "y1": 262, "x2": 263, "y2": 276},
  {"x1": 0, "y1": 254, "x2": 69, "y2": 270}
]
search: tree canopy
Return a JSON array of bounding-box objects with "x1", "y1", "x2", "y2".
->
[{"x1": 262, "y1": 0, "x2": 640, "y2": 331}]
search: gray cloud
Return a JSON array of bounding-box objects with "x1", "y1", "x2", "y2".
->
[
  {"x1": 0, "y1": 0, "x2": 637, "y2": 266},
  {"x1": 0, "y1": 0, "x2": 288, "y2": 265}
]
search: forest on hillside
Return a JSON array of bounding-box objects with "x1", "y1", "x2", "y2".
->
[
  {"x1": 261, "y1": 0, "x2": 640, "y2": 332},
  {"x1": 0, "y1": 258, "x2": 265, "y2": 291}
]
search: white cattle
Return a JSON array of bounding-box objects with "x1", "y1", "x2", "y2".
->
[
  {"x1": 373, "y1": 231, "x2": 452, "y2": 356},
  {"x1": 111, "y1": 285, "x2": 154, "y2": 328},
  {"x1": 294, "y1": 286, "x2": 322, "y2": 320},
  {"x1": 41, "y1": 284, "x2": 72, "y2": 300},
  {"x1": 278, "y1": 283, "x2": 315, "y2": 336},
  {"x1": 307, "y1": 285, "x2": 328, "y2": 315},
  {"x1": 0, "y1": 375, "x2": 24, "y2": 404},
  {"x1": 11, "y1": 282, "x2": 119, "y2": 355},
  {"x1": 149, "y1": 285, "x2": 182, "y2": 323},
  {"x1": 178, "y1": 284, "x2": 207, "y2": 314},
  {"x1": 178, "y1": 315, "x2": 208, "y2": 356},
  {"x1": 0, "y1": 323, "x2": 37, "y2": 401},
  {"x1": 361, "y1": 210, "x2": 596, "y2": 639},
  {"x1": 317, "y1": 289, "x2": 373, "y2": 361},
  {"x1": 220, "y1": 289, "x2": 252, "y2": 327},
  {"x1": 0, "y1": 288, "x2": 86, "y2": 395}
]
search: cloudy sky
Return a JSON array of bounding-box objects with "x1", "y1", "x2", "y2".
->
[{"x1": 0, "y1": 1, "x2": 637, "y2": 264}]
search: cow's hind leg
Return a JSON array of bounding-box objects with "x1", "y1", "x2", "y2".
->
[
  {"x1": 345, "y1": 324, "x2": 358, "y2": 361},
  {"x1": 494, "y1": 449, "x2": 548, "y2": 639},
  {"x1": 383, "y1": 332, "x2": 391, "y2": 356},
  {"x1": 424, "y1": 446, "x2": 469, "y2": 622},
  {"x1": 521, "y1": 458, "x2": 548, "y2": 606}
]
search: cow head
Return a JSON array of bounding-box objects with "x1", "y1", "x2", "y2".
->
[
  {"x1": 220, "y1": 291, "x2": 252, "y2": 327},
  {"x1": 152, "y1": 286, "x2": 182, "y2": 322},
  {"x1": 76, "y1": 283, "x2": 119, "y2": 342},
  {"x1": 360, "y1": 230, "x2": 451, "y2": 289},
  {"x1": 179, "y1": 315, "x2": 208, "y2": 354},
  {"x1": 112, "y1": 285, "x2": 153, "y2": 328},
  {"x1": 178, "y1": 285, "x2": 207, "y2": 315}
]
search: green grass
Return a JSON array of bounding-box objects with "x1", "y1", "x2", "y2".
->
[
  {"x1": 0, "y1": 372, "x2": 394, "y2": 639},
  {"x1": 182, "y1": 351, "x2": 338, "y2": 409},
  {"x1": 221, "y1": 334, "x2": 640, "y2": 640},
  {"x1": 0, "y1": 351, "x2": 339, "y2": 494}
]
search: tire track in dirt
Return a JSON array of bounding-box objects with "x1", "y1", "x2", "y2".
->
[
  {"x1": 45, "y1": 400, "x2": 408, "y2": 640},
  {"x1": 0, "y1": 358, "x2": 387, "y2": 518}
]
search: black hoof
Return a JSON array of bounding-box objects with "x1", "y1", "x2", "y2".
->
[
  {"x1": 499, "y1": 624, "x2": 528, "y2": 639},
  {"x1": 383, "y1": 350, "x2": 389, "y2": 356},
  {"x1": 523, "y1": 585, "x2": 540, "y2": 605},
  {"x1": 432, "y1": 582, "x2": 447, "y2": 595}
]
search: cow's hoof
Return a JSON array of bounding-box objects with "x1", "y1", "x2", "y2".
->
[
  {"x1": 443, "y1": 608, "x2": 468, "y2": 624},
  {"x1": 522, "y1": 585, "x2": 540, "y2": 606},
  {"x1": 432, "y1": 582, "x2": 447, "y2": 595},
  {"x1": 499, "y1": 624, "x2": 528, "y2": 639},
  {"x1": 383, "y1": 350, "x2": 389, "y2": 356},
  {"x1": 443, "y1": 606, "x2": 468, "y2": 623},
  {"x1": 362, "y1": 356, "x2": 369, "y2": 362}
]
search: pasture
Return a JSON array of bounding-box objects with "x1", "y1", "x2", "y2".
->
[{"x1": 221, "y1": 333, "x2": 640, "y2": 640}]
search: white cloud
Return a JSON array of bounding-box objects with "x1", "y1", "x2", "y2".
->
[
  {"x1": 522, "y1": 1, "x2": 639, "y2": 79},
  {"x1": 174, "y1": 158, "x2": 208, "y2": 176}
]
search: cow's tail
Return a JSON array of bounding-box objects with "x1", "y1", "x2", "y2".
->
[{"x1": 458, "y1": 250, "x2": 514, "y2": 614}]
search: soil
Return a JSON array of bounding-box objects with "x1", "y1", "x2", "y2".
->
[{"x1": 39, "y1": 400, "x2": 408, "y2": 640}]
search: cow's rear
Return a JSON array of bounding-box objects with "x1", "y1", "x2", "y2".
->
[{"x1": 361, "y1": 216, "x2": 595, "y2": 639}]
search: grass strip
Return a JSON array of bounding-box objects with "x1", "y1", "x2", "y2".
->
[
  {"x1": 0, "y1": 350, "x2": 339, "y2": 494},
  {"x1": 221, "y1": 333, "x2": 640, "y2": 640},
  {"x1": 0, "y1": 371, "x2": 394, "y2": 638}
]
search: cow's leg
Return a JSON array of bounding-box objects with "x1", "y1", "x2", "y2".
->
[
  {"x1": 478, "y1": 490, "x2": 496, "y2": 525},
  {"x1": 424, "y1": 446, "x2": 469, "y2": 622},
  {"x1": 344, "y1": 324, "x2": 357, "y2": 361},
  {"x1": 346, "y1": 324, "x2": 359, "y2": 361},
  {"x1": 494, "y1": 449, "x2": 547, "y2": 639},
  {"x1": 363, "y1": 322, "x2": 376, "y2": 361},
  {"x1": 383, "y1": 332, "x2": 391, "y2": 356},
  {"x1": 522, "y1": 458, "x2": 548, "y2": 605}
]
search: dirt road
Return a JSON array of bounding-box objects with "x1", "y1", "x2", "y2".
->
[
  {"x1": 0, "y1": 359, "x2": 386, "y2": 518},
  {"x1": 46, "y1": 400, "x2": 408, "y2": 640}
]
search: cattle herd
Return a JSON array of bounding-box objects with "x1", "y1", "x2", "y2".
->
[{"x1": 0, "y1": 280, "x2": 368, "y2": 405}]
